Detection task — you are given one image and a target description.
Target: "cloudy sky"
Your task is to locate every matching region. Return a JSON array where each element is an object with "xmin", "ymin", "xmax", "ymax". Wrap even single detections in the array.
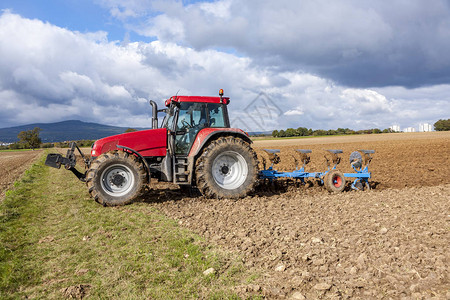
[{"xmin": 1, "ymin": 0, "xmax": 449, "ymax": 132}]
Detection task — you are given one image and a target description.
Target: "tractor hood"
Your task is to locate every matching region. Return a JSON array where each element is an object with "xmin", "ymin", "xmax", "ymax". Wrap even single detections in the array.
[{"xmin": 91, "ymin": 128, "xmax": 167, "ymax": 158}]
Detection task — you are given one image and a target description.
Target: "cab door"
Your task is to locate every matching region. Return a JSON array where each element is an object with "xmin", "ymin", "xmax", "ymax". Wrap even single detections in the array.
[{"xmin": 174, "ymin": 102, "xmax": 208, "ymax": 155}]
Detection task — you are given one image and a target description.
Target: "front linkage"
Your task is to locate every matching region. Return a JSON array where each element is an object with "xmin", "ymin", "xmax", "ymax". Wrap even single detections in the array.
[{"xmin": 45, "ymin": 142, "xmax": 90, "ymax": 182}]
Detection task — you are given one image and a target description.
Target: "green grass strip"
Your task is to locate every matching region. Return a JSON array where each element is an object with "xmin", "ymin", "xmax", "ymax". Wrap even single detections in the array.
[
  {"xmin": 0, "ymin": 154, "xmax": 256, "ymax": 299},
  {"xmin": 0, "ymin": 149, "xmax": 38, "ymax": 152}
]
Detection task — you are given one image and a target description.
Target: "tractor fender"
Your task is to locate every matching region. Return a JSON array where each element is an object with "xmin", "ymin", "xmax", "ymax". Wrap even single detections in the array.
[
  {"xmin": 188, "ymin": 128, "xmax": 252, "ymax": 158},
  {"xmin": 116, "ymin": 145, "xmax": 151, "ymax": 183}
]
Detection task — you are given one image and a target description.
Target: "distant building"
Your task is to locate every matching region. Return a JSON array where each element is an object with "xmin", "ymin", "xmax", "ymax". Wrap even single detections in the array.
[
  {"xmin": 389, "ymin": 125, "xmax": 401, "ymax": 132},
  {"xmin": 419, "ymin": 123, "xmax": 433, "ymax": 132},
  {"xmin": 403, "ymin": 127, "xmax": 416, "ymax": 133}
]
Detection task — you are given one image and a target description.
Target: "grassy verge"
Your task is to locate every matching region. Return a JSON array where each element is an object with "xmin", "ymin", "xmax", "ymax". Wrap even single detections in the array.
[
  {"xmin": 0, "ymin": 149, "xmax": 41, "ymax": 152},
  {"xmin": 0, "ymin": 154, "xmax": 257, "ymax": 299}
]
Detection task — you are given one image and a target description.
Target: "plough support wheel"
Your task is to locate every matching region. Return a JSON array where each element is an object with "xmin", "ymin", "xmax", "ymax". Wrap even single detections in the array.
[{"xmin": 324, "ymin": 170, "xmax": 346, "ymax": 193}]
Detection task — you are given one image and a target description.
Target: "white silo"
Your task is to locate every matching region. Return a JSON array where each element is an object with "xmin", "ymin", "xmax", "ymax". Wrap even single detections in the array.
[{"xmin": 419, "ymin": 123, "xmax": 433, "ymax": 132}]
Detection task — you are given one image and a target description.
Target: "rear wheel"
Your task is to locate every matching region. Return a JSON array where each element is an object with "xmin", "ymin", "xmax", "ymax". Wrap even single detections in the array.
[
  {"xmin": 86, "ymin": 151, "xmax": 146, "ymax": 206},
  {"xmin": 324, "ymin": 170, "xmax": 346, "ymax": 193},
  {"xmin": 195, "ymin": 136, "xmax": 258, "ymax": 198}
]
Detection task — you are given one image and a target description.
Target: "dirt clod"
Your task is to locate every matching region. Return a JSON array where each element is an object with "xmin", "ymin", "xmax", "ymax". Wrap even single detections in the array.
[
  {"xmin": 60, "ymin": 284, "xmax": 91, "ymax": 299},
  {"xmin": 313, "ymin": 283, "xmax": 332, "ymax": 290},
  {"xmin": 275, "ymin": 264, "xmax": 286, "ymax": 272},
  {"xmin": 75, "ymin": 269, "xmax": 89, "ymax": 275},
  {"xmin": 203, "ymin": 267, "xmax": 215, "ymax": 276},
  {"xmin": 38, "ymin": 236, "xmax": 54, "ymax": 243},
  {"xmin": 290, "ymin": 291, "xmax": 306, "ymax": 299}
]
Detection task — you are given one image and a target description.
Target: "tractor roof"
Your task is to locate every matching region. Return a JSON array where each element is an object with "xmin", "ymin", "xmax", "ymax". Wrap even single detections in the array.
[{"xmin": 165, "ymin": 95, "xmax": 230, "ymax": 107}]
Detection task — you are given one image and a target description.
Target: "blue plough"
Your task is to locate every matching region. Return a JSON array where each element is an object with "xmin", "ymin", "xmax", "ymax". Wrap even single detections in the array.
[{"xmin": 258, "ymin": 148, "xmax": 375, "ymax": 192}]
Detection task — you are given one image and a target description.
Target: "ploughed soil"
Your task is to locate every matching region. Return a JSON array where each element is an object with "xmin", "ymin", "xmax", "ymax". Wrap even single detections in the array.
[
  {"xmin": 145, "ymin": 132, "xmax": 450, "ymax": 299},
  {"xmin": 0, "ymin": 150, "xmax": 42, "ymax": 200}
]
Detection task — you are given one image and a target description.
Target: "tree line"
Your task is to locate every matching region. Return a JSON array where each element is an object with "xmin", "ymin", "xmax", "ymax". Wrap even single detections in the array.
[
  {"xmin": 272, "ymin": 118, "xmax": 450, "ymax": 138},
  {"xmin": 271, "ymin": 127, "xmax": 387, "ymax": 138}
]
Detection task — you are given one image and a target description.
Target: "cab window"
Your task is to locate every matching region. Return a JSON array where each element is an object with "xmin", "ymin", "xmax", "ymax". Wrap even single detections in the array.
[{"xmin": 207, "ymin": 103, "xmax": 226, "ymax": 127}]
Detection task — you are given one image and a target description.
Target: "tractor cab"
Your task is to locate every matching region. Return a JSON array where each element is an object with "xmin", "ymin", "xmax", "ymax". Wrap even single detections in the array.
[{"xmin": 161, "ymin": 94, "xmax": 230, "ymax": 154}]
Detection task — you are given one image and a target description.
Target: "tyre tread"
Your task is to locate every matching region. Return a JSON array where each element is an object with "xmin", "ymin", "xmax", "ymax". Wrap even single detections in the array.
[
  {"xmin": 85, "ymin": 150, "xmax": 147, "ymax": 206},
  {"xmin": 195, "ymin": 136, "xmax": 258, "ymax": 199}
]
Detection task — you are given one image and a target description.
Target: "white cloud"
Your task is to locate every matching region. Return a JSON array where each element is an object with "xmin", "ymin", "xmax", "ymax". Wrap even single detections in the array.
[
  {"xmin": 95, "ymin": 0, "xmax": 154, "ymax": 20},
  {"xmin": 138, "ymin": 14, "xmax": 185, "ymax": 42},
  {"xmin": 115, "ymin": 0, "xmax": 450, "ymax": 88},
  {"xmin": 284, "ymin": 108, "xmax": 304, "ymax": 116},
  {"xmin": 199, "ymin": 0, "xmax": 232, "ymax": 19},
  {"xmin": 340, "ymin": 88, "xmax": 392, "ymax": 115},
  {"xmin": 0, "ymin": 10, "xmax": 449, "ymax": 133}
]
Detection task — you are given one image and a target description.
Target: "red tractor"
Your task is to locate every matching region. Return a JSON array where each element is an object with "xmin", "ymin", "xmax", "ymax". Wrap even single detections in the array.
[{"xmin": 45, "ymin": 90, "xmax": 259, "ymax": 206}]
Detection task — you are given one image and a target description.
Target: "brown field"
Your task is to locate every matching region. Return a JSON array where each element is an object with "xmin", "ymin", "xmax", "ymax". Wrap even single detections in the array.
[
  {"xmin": 0, "ymin": 150, "xmax": 42, "ymax": 200},
  {"xmin": 147, "ymin": 132, "xmax": 450, "ymax": 299},
  {"xmin": 3, "ymin": 133, "xmax": 449, "ymax": 298}
]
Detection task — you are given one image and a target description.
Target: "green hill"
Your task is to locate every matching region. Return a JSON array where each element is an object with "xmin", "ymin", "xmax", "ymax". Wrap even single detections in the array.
[{"xmin": 0, "ymin": 120, "xmax": 149, "ymax": 143}]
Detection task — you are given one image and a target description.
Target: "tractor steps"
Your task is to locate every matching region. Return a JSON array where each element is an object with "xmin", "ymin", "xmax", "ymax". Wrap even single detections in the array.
[{"xmin": 174, "ymin": 156, "xmax": 189, "ymax": 183}]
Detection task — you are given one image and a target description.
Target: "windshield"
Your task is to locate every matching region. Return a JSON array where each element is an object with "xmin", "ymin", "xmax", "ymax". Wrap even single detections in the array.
[{"xmin": 176, "ymin": 102, "xmax": 206, "ymax": 131}]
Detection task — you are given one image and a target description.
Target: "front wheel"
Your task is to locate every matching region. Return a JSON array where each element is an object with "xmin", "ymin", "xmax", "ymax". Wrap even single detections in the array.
[
  {"xmin": 86, "ymin": 151, "xmax": 146, "ymax": 206},
  {"xmin": 195, "ymin": 136, "xmax": 258, "ymax": 198}
]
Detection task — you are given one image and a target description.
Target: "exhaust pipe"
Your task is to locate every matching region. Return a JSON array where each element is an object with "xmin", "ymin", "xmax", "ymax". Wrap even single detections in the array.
[{"xmin": 149, "ymin": 100, "xmax": 158, "ymax": 129}]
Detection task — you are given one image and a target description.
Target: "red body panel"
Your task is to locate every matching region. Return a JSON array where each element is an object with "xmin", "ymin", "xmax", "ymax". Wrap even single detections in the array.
[
  {"xmin": 188, "ymin": 128, "xmax": 249, "ymax": 157},
  {"xmin": 91, "ymin": 128, "xmax": 167, "ymax": 157}
]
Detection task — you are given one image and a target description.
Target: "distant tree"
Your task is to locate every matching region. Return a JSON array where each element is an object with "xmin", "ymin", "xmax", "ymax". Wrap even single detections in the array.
[
  {"xmin": 278, "ymin": 130, "xmax": 286, "ymax": 137},
  {"xmin": 336, "ymin": 128, "xmax": 346, "ymax": 135},
  {"xmin": 372, "ymin": 128, "xmax": 382, "ymax": 134},
  {"xmin": 125, "ymin": 128, "xmax": 138, "ymax": 133},
  {"xmin": 17, "ymin": 127, "xmax": 41, "ymax": 149},
  {"xmin": 41, "ymin": 143, "xmax": 54, "ymax": 148},
  {"xmin": 313, "ymin": 129, "xmax": 327, "ymax": 136},
  {"xmin": 272, "ymin": 130, "xmax": 279, "ymax": 137},
  {"xmin": 56, "ymin": 141, "xmax": 70, "ymax": 148},
  {"xmin": 434, "ymin": 119, "xmax": 450, "ymax": 131},
  {"xmin": 76, "ymin": 140, "xmax": 96, "ymax": 147},
  {"xmin": 285, "ymin": 128, "xmax": 296, "ymax": 137},
  {"xmin": 296, "ymin": 127, "xmax": 309, "ymax": 136},
  {"xmin": 9, "ymin": 143, "xmax": 22, "ymax": 150},
  {"xmin": 382, "ymin": 128, "xmax": 390, "ymax": 133}
]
